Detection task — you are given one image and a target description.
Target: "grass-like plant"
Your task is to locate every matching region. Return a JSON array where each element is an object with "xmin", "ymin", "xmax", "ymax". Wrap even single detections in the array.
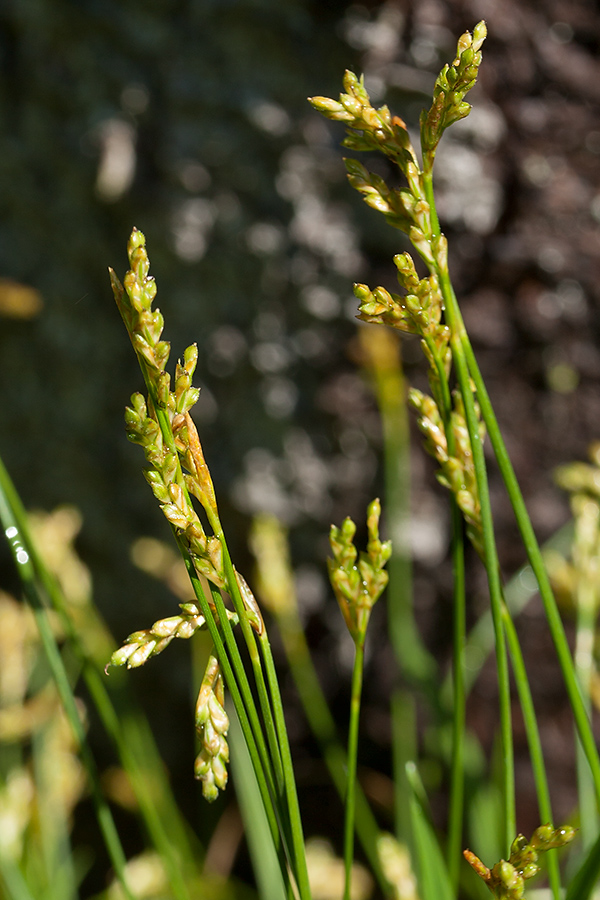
[{"xmin": 2, "ymin": 18, "xmax": 600, "ymax": 900}]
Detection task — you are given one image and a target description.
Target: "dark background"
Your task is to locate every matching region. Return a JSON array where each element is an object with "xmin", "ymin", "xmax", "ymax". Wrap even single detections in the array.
[{"xmin": 1, "ymin": 0, "xmax": 600, "ymax": 893}]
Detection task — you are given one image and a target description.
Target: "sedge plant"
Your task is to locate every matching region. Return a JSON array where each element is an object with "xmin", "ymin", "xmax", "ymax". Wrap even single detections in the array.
[{"xmin": 3, "ymin": 19, "xmax": 599, "ymax": 900}]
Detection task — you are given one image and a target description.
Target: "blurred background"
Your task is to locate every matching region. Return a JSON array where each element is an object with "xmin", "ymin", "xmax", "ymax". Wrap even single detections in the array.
[{"xmin": 1, "ymin": 0, "xmax": 600, "ymax": 895}]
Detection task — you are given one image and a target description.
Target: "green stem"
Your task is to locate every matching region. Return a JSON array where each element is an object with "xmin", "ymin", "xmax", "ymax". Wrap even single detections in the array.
[
  {"xmin": 210, "ymin": 532, "xmax": 300, "ymax": 878},
  {"xmin": 174, "ymin": 537, "xmax": 289, "ymax": 887},
  {"xmin": 260, "ymin": 634, "xmax": 313, "ymax": 900},
  {"xmin": 205, "ymin": 576, "xmax": 282, "ymax": 810},
  {"xmin": 447, "ymin": 500, "xmax": 466, "ymax": 891},
  {"xmin": 423, "ymin": 333, "xmax": 467, "ymax": 888},
  {"xmin": 461, "ymin": 336, "xmax": 600, "ymax": 805},
  {"xmin": 141, "ymin": 347, "xmax": 299, "ymax": 888},
  {"xmin": 134, "ymin": 350, "xmax": 290, "ymax": 862},
  {"xmin": 440, "ymin": 522, "xmax": 574, "ymax": 704},
  {"xmin": 215, "ymin": 529, "xmax": 286, "ymax": 797},
  {"xmin": 423, "ymin": 169, "xmax": 515, "ymax": 851},
  {"xmin": 344, "ymin": 640, "xmax": 365, "ymax": 900},
  {"xmin": 501, "ymin": 602, "xmax": 560, "ymax": 900},
  {"xmin": 276, "ymin": 606, "xmax": 391, "ymax": 895}
]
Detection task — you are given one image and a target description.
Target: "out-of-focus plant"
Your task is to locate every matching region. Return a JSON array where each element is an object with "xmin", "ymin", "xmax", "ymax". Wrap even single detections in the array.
[{"xmin": 546, "ymin": 445, "xmax": 600, "ymax": 855}]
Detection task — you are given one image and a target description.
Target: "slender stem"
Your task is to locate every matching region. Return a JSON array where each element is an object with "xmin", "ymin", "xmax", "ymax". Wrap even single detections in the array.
[
  {"xmin": 135, "ymin": 351, "xmax": 290, "ymax": 863},
  {"xmin": 501, "ymin": 602, "xmax": 560, "ymax": 900},
  {"xmin": 260, "ymin": 634, "xmax": 313, "ymax": 900},
  {"xmin": 461, "ymin": 336, "xmax": 600, "ymax": 805},
  {"xmin": 128, "ymin": 325, "xmax": 301, "ymax": 888},
  {"xmin": 216, "ymin": 531, "xmax": 286, "ymax": 796},
  {"xmin": 423, "ymin": 169, "xmax": 515, "ymax": 850},
  {"xmin": 205, "ymin": 577, "xmax": 282, "ymax": 813},
  {"xmin": 422, "ymin": 332, "xmax": 467, "ymax": 887},
  {"xmin": 174, "ymin": 536, "xmax": 290, "ymax": 887},
  {"xmin": 447, "ymin": 500, "xmax": 466, "ymax": 891},
  {"xmin": 210, "ymin": 535, "xmax": 300, "ymax": 878},
  {"xmin": 440, "ymin": 522, "xmax": 574, "ymax": 704},
  {"xmin": 344, "ymin": 640, "xmax": 365, "ymax": 900},
  {"xmin": 275, "ymin": 606, "xmax": 391, "ymax": 895}
]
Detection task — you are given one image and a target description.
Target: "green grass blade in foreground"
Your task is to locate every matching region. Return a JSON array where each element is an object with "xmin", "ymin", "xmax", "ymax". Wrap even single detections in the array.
[
  {"xmin": 0, "ymin": 854, "xmax": 37, "ymax": 900},
  {"xmin": 32, "ymin": 722, "xmax": 78, "ymax": 900},
  {"xmin": 405, "ymin": 762, "xmax": 453, "ymax": 900},
  {"xmin": 565, "ymin": 829, "xmax": 600, "ymax": 900},
  {"xmin": 575, "ymin": 594, "xmax": 600, "ymax": 852},
  {"xmin": 447, "ymin": 500, "xmax": 466, "ymax": 892},
  {"xmin": 0, "ymin": 492, "xmax": 135, "ymax": 900},
  {"xmin": 229, "ymin": 706, "xmax": 288, "ymax": 900},
  {"xmin": 462, "ymin": 335, "xmax": 600, "ymax": 803}
]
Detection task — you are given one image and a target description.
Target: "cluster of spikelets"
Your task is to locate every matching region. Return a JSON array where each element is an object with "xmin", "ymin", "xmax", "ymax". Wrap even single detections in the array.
[
  {"xmin": 108, "ymin": 602, "xmax": 209, "ymax": 670},
  {"xmin": 309, "ymin": 25, "xmax": 489, "ymax": 561},
  {"xmin": 193, "ymin": 652, "xmax": 230, "ymax": 801},
  {"xmin": 464, "ymin": 824, "xmax": 576, "ymax": 899},
  {"xmin": 310, "ymin": 69, "xmax": 445, "ymax": 273},
  {"xmin": 108, "ymin": 229, "xmax": 252, "ymax": 799},
  {"xmin": 310, "ymin": 20, "xmax": 487, "ymax": 264},
  {"xmin": 328, "ymin": 499, "xmax": 392, "ymax": 647},
  {"xmin": 409, "ymin": 386, "xmax": 486, "ymax": 559},
  {"xmin": 109, "ymin": 232, "xmax": 225, "ymax": 593}
]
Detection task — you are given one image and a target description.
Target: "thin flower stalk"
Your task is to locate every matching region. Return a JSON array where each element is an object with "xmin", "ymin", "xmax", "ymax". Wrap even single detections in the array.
[
  {"xmin": 462, "ymin": 334, "xmax": 600, "ymax": 805},
  {"xmin": 500, "ymin": 607, "xmax": 560, "ymax": 899},
  {"xmin": 250, "ymin": 514, "xmax": 393, "ymax": 897},
  {"xmin": 328, "ymin": 500, "xmax": 391, "ymax": 900},
  {"xmin": 425, "ymin": 197, "xmax": 516, "ymax": 855}
]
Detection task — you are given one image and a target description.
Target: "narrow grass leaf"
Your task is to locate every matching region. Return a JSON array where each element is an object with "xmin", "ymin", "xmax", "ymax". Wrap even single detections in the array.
[
  {"xmin": 405, "ymin": 762, "xmax": 453, "ymax": 900},
  {"xmin": 0, "ymin": 855, "xmax": 37, "ymax": 900},
  {"xmin": 229, "ymin": 707, "xmax": 288, "ymax": 900}
]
